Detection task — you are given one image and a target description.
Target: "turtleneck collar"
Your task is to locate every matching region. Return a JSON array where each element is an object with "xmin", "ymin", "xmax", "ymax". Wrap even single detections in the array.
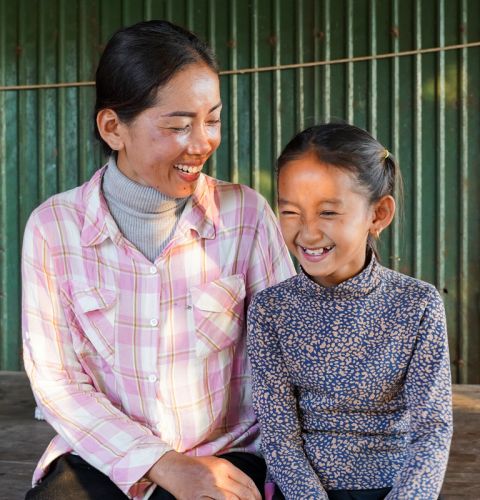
[
  {"xmin": 102, "ymin": 156, "xmax": 189, "ymax": 215},
  {"xmin": 296, "ymin": 252, "xmax": 383, "ymax": 301}
]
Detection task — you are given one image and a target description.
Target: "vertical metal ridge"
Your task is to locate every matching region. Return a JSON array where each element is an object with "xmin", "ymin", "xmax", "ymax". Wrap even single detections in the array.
[
  {"xmin": 207, "ymin": 0, "xmax": 217, "ymax": 178},
  {"xmin": 0, "ymin": 0, "xmax": 8, "ymax": 368},
  {"xmin": 321, "ymin": 0, "xmax": 331, "ymax": 121},
  {"xmin": 186, "ymin": 0, "xmax": 194, "ymax": 29},
  {"xmin": 390, "ymin": 0, "xmax": 400, "ymax": 271},
  {"xmin": 436, "ymin": 0, "xmax": 446, "ymax": 293},
  {"xmin": 368, "ymin": 0, "xmax": 377, "ymax": 137},
  {"xmin": 272, "ymin": 0, "xmax": 281, "ymax": 206},
  {"xmin": 250, "ymin": 0, "xmax": 260, "ymax": 191},
  {"xmin": 78, "ymin": 0, "xmax": 88, "ymax": 183},
  {"xmin": 229, "ymin": 0, "xmax": 239, "ymax": 184},
  {"xmin": 295, "ymin": 0, "xmax": 304, "ymax": 131},
  {"xmin": 346, "ymin": 0, "xmax": 354, "ymax": 123},
  {"xmin": 413, "ymin": 0, "xmax": 423, "ymax": 279},
  {"xmin": 144, "ymin": 0, "xmax": 152, "ymax": 20},
  {"xmin": 165, "ymin": 0, "xmax": 173, "ymax": 21},
  {"xmin": 37, "ymin": 1, "xmax": 47, "ymax": 201},
  {"xmin": 312, "ymin": 0, "xmax": 320, "ymax": 122},
  {"xmin": 458, "ymin": 0, "xmax": 468, "ymax": 383},
  {"xmin": 57, "ymin": 0, "xmax": 67, "ymax": 192}
]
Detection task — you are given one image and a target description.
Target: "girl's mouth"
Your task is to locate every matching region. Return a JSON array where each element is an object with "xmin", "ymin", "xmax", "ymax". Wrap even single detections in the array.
[{"xmin": 299, "ymin": 245, "xmax": 335, "ymax": 261}]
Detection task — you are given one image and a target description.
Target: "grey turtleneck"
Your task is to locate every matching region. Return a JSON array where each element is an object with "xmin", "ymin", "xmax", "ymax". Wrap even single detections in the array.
[{"xmin": 102, "ymin": 157, "xmax": 189, "ymax": 262}]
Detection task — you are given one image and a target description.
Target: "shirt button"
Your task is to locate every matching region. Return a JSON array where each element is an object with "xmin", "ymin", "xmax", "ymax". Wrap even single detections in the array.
[
  {"xmin": 150, "ymin": 266, "xmax": 157, "ymax": 274},
  {"xmin": 148, "ymin": 374, "xmax": 157, "ymax": 383},
  {"xmin": 150, "ymin": 318, "xmax": 159, "ymax": 327}
]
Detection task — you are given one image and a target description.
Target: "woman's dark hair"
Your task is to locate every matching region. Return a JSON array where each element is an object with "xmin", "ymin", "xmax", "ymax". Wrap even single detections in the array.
[
  {"xmin": 94, "ymin": 20, "xmax": 219, "ymax": 155},
  {"xmin": 277, "ymin": 122, "xmax": 403, "ymax": 260}
]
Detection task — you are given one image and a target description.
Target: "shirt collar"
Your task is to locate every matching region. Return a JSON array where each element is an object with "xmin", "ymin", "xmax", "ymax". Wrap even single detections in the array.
[
  {"xmin": 177, "ymin": 173, "xmax": 216, "ymax": 241},
  {"xmin": 80, "ymin": 166, "xmax": 216, "ymax": 248},
  {"xmin": 296, "ymin": 251, "xmax": 383, "ymax": 301}
]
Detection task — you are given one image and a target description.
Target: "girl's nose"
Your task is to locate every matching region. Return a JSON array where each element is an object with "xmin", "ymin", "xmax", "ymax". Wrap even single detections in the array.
[{"xmin": 300, "ymin": 219, "xmax": 322, "ymax": 242}]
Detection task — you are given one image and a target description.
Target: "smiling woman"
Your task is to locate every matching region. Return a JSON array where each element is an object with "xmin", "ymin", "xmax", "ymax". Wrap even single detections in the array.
[{"xmin": 21, "ymin": 20, "xmax": 295, "ymax": 500}]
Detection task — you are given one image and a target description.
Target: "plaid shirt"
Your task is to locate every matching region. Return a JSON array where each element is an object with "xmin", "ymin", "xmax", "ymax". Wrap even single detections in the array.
[{"xmin": 22, "ymin": 167, "xmax": 295, "ymax": 499}]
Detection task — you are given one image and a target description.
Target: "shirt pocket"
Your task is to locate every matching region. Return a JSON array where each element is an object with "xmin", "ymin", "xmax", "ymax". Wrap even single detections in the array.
[
  {"xmin": 70, "ymin": 284, "xmax": 118, "ymax": 366},
  {"xmin": 190, "ymin": 274, "xmax": 246, "ymax": 358}
]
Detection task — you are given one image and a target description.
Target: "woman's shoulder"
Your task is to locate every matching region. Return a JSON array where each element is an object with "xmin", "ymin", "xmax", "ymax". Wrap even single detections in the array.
[
  {"xmin": 203, "ymin": 174, "xmax": 269, "ymax": 210},
  {"xmin": 25, "ymin": 170, "xmax": 102, "ymax": 238}
]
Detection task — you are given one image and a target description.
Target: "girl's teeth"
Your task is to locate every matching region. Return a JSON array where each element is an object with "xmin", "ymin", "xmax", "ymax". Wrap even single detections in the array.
[
  {"xmin": 175, "ymin": 164, "xmax": 201, "ymax": 174},
  {"xmin": 303, "ymin": 246, "xmax": 333, "ymax": 256}
]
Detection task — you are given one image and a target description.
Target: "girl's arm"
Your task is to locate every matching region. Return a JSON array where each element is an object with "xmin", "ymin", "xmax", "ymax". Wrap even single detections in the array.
[
  {"xmin": 386, "ymin": 288, "xmax": 453, "ymax": 500},
  {"xmin": 247, "ymin": 294, "xmax": 328, "ymax": 500}
]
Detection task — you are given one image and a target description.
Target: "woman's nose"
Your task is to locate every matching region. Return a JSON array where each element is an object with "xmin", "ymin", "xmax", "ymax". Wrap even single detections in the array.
[{"xmin": 187, "ymin": 125, "xmax": 213, "ymax": 155}]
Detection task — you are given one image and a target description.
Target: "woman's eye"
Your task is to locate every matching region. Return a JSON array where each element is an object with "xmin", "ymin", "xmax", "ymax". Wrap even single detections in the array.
[
  {"xmin": 170, "ymin": 126, "xmax": 189, "ymax": 132},
  {"xmin": 207, "ymin": 119, "xmax": 221, "ymax": 126},
  {"xmin": 321, "ymin": 211, "xmax": 337, "ymax": 217}
]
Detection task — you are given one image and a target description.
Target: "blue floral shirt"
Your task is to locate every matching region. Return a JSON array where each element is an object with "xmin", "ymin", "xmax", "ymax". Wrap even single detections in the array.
[{"xmin": 247, "ymin": 255, "xmax": 452, "ymax": 500}]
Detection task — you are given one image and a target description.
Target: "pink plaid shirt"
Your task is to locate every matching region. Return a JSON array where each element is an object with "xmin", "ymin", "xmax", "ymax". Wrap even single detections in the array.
[{"xmin": 22, "ymin": 166, "xmax": 295, "ymax": 499}]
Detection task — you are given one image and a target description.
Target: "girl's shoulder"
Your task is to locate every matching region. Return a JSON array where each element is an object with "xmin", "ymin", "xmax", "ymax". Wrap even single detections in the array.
[
  {"xmin": 379, "ymin": 264, "xmax": 443, "ymax": 311},
  {"xmin": 249, "ymin": 274, "xmax": 301, "ymax": 314}
]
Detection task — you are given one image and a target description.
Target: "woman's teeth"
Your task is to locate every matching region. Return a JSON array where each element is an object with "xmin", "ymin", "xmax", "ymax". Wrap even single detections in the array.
[
  {"xmin": 174, "ymin": 164, "xmax": 202, "ymax": 174},
  {"xmin": 303, "ymin": 246, "xmax": 334, "ymax": 256}
]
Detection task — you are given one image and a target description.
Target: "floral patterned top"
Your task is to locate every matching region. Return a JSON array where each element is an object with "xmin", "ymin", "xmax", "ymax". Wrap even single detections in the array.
[{"xmin": 247, "ymin": 255, "xmax": 452, "ymax": 500}]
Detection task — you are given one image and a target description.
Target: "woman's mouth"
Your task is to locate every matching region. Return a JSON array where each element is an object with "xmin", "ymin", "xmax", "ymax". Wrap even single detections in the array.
[
  {"xmin": 173, "ymin": 163, "xmax": 204, "ymax": 182},
  {"xmin": 299, "ymin": 245, "xmax": 335, "ymax": 261},
  {"xmin": 173, "ymin": 164, "xmax": 203, "ymax": 174}
]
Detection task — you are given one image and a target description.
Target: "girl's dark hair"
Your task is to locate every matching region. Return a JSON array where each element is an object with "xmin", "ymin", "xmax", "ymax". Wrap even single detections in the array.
[
  {"xmin": 277, "ymin": 122, "xmax": 403, "ymax": 260},
  {"xmin": 94, "ymin": 20, "xmax": 219, "ymax": 155}
]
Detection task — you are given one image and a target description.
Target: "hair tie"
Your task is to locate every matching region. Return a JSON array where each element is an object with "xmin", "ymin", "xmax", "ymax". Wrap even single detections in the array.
[{"xmin": 383, "ymin": 149, "xmax": 390, "ymax": 160}]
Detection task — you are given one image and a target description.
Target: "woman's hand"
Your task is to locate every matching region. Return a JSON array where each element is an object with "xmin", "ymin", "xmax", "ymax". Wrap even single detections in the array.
[{"xmin": 147, "ymin": 451, "xmax": 262, "ymax": 500}]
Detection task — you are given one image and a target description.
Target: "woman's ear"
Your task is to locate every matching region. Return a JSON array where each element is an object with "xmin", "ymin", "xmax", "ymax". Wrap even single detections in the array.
[
  {"xmin": 370, "ymin": 195, "xmax": 396, "ymax": 238},
  {"xmin": 96, "ymin": 109, "xmax": 125, "ymax": 152}
]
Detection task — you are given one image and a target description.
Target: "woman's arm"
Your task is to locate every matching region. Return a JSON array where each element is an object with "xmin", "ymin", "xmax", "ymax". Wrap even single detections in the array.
[
  {"xmin": 386, "ymin": 288, "xmax": 453, "ymax": 500},
  {"xmin": 247, "ymin": 293, "xmax": 328, "ymax": 500},
  {"xmin": 22, "ymin": 213, "xmax": 171, "ymax": 498}
]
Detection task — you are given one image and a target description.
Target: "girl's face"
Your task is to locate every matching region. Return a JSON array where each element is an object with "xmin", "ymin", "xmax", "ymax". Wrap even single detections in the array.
[
  {"xmin": 278, "ymin": 152, "xmax": 376, "ymax": 287},
  {"xmin": 115, "ymin": 62, "xmax": 221, "ymax": 197}
]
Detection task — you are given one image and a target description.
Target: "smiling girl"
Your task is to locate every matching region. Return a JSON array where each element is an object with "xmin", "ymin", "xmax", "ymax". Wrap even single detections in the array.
[{"xmin": 247, "ymin": 123, "xmax": 452, "ymax": 500}]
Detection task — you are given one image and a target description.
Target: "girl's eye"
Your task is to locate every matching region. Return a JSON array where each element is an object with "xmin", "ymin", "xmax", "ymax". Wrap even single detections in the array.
[
  {"xmin": 207, "ymin": 119, "xmax": 221, "ymax": 127},
  {"xmin": 170, "ymin": 126, "xmax": 189, "ymax": 132},
  {"xmin": 280, "ymin": 210, "xmax": 299, "ymax": 216}
]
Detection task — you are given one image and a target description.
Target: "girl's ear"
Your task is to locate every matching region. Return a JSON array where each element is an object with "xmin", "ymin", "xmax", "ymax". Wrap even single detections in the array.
[
  {"xmin": 96, "ymin": 109, "xmax": 126, "ymax": 152},
  {"xmin": 370, "ymin": 195, "xmax": 396, "ymax": 238}
]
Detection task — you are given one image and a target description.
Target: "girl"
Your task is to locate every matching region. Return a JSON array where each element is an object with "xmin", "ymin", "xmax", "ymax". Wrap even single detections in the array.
[{"xmin": 247, "ymin": 123, "xmax": 452, "ymax": 500}]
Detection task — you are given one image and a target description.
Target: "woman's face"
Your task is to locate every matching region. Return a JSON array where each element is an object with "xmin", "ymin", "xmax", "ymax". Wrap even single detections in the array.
[{"xmin": 115, "ymin": 62, "xmax": 221, "ymax": 197}]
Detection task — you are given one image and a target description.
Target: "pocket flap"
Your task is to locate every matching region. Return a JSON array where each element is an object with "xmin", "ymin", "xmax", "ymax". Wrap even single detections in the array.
[
  {"xmin": 71, "ymin": 285, "xmax": 117, "ymax": 313},
  {"xmin": 190, "ymin": 274, "xmax": 246, "ymax": 312}
]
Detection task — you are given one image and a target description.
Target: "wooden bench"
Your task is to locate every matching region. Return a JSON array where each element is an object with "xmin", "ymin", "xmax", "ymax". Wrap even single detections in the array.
[{"xmin": 0, "ymin": 372, "xmax": 478, "ymax": 499}]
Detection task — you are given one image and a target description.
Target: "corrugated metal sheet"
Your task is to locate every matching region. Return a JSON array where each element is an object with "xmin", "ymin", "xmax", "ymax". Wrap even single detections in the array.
[{"xmin": 0, "ymin": 0, "xmax": 479, "ymax": 382}]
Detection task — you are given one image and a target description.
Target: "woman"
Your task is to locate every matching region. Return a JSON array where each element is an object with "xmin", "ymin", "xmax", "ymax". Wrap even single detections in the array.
[{"xmin": 22, "ymin": 20, "xmax": 294, "ymax": 500}]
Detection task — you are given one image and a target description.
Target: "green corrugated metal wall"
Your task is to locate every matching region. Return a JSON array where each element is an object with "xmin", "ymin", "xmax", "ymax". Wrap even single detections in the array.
[{"xmin": 0, "ymin": 0, "xmax": 479, "ymax": 382}]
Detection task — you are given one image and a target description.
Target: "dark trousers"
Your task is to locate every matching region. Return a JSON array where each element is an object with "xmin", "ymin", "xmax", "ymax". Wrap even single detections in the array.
[
  {"xmin": 273, "ymin": 486, "xmax": 392, "ymax": 500},
  {"xmin": 273, "ymin": 485, "xmax": 443, "ymax": 500},
  {"xmin": 25, "ymin": 452, "xmax": 267, "ymax": 499}
]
